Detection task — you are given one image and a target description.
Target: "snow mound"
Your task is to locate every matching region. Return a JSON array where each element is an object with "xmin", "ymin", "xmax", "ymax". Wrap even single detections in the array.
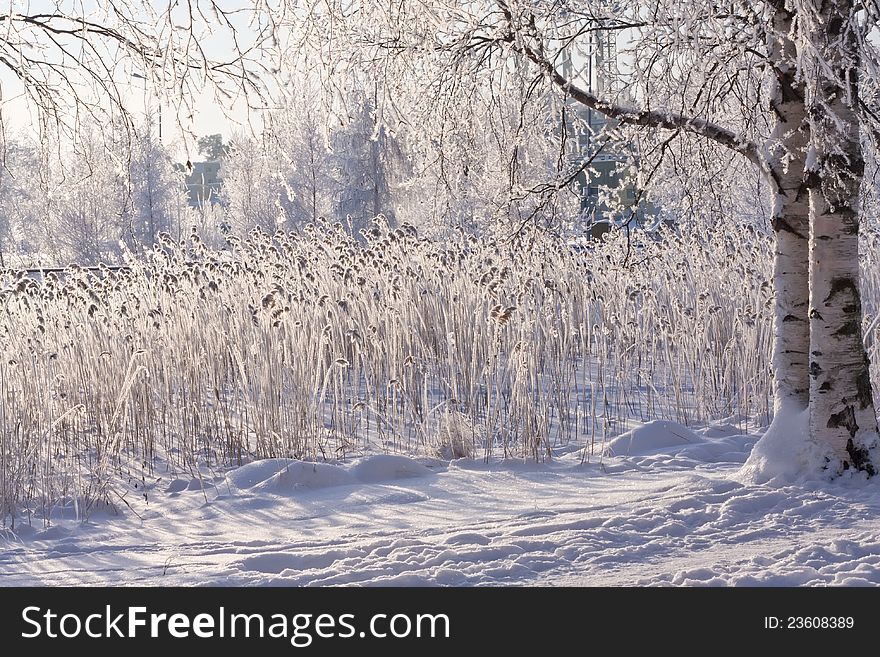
[
  {"xmin": 224, "ymin": 455, "xmax": 432, "ymax": 495},
  {"xmin": 226, "ymin": 460, "xmax": 298, "ymax": 490},
  {"xmin": 604, "ymin": 420, "xmax": 701, "ymax": 456},
  {"xmin": 252, "ymin": 462, "xmax": 356, "ymax": 493},
  {"xmin": 703, "ymin": 422, "xmax": 744, "ymax": 438},
  {"xmin": 166, "ymin": 479, "xmax": 189, "ymax": 494},
  {"xmin": 186, "ymin": 478, "xmax": 207, "ymax": 491},
  {"xmin": 351, "ymin": 455, "xmax": 432, "ymax": 483},
  {"xmin": 679, "ymin": 441, "xmax": 755, "ymax": 464},
  {"xmin": 739, "ymin": 406, "xmax": 829, "ymax": 484}
]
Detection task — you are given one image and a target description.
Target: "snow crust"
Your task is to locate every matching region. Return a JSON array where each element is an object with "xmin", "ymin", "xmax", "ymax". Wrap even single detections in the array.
[{"xmin": 4, "ymin": 427, "xmax": 880, "ymax": 586}]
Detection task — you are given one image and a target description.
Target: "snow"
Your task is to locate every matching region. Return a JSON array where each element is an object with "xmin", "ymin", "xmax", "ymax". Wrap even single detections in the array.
[
  {"xmin": 224, "ymin": 456, "xmax": 433, "ymax": 495},
  {"xmin": 603, "ymin": 419, "xmax": 702, "ymax": 456},
  {"xmin": 350, "ymin": 455, "xmax": 433, "ymax": 483},
  {"xmin": 4, "ymin": 424, "xmax": 880, "ymax": 586},
  {"xmin": 739, "ymin": 405, "xmax": 832, "ymax": 485},
  {"xmin": 245, "ymin": 461, "xmax": 356, "ymax": 493}
]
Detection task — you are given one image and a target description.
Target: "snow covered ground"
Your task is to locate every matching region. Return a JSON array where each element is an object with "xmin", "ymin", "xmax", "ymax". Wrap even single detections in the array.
[{"xmin": 3, "ymin": 420, "xmax": 880, "ymax": 586}]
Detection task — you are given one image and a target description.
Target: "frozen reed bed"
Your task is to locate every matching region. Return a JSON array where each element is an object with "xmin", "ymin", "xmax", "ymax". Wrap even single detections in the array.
[{"xmin": 0, "ymin": 217, "xmax": 854, "ymax": 522}]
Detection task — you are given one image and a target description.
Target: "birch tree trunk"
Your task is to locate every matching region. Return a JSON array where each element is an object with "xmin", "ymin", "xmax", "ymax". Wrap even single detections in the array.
[
  {"xmin": 767, "ymin": 6, "xmax": 811, "ymax": 415},
  {"xmin": 806, "ymin": 0, "xmax": 879, "ymax": 473}
]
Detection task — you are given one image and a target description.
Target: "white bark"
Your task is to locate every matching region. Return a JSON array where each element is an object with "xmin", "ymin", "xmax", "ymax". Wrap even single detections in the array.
[
  {"xmin": 806, "ymin": 0, "xmax": 879, "ymax": 473},
  {"xmin": 767, "ymin": 7, "xmax": 811, "ymax": 414}
]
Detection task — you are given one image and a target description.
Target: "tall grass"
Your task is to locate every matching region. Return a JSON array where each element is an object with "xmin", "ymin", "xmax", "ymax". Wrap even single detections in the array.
[{"xmin": 2, "ymin": 216, "xmax": 874, "ymax": 524}]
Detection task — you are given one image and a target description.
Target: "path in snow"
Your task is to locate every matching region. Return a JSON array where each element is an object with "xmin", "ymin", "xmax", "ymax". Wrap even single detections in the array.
[{"xmin": 3, "ymin": 421, "xmax": 880, "ymax": 586}]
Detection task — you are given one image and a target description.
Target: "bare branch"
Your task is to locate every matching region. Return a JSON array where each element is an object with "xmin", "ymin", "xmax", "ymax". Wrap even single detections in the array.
[{"xmin": 495, "ymin": 7, "xmax": 761, "ymax": 166}]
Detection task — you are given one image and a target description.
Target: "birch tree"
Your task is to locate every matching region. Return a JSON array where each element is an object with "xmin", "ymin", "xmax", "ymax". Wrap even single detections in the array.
[{"xmin": 799, "ymin": 0, "xmax": 878, "ymax": 472}]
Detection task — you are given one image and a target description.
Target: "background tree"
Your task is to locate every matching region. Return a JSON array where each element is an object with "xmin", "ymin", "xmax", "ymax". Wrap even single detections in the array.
[
  {"xmin": 125, "ymin": 122, "xmax": 187, "ymax": 249},
  {"xmin": 330, "ymin": 83, "xmax": 399, "ymax": 234},
  {"xmin": 0, "ymin": 139, "xmax": 42, "ymax": 267},
  {"xmin": 197, "ymin": 134, "xmax": 231, "ymax": 162},
  {"xmin": 221, "ymin": 133, "xmax": 289, "ymax": 235}
]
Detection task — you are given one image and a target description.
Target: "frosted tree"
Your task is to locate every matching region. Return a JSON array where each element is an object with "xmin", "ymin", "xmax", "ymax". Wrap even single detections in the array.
[
  {"xmin": 397, "ymin": 67, "xmax": 576, "ymax": 235},
  {"xmin": 224, "ymin": 74, "xmax": 406, "ymax": 236},
  {"xmin": 0, "ymin": 139, "xmax": 43, "ymax": 267},
  {"xmin": 329, "ymin": 83, "xmax": 399, "ymax": 235},
  {"xmin": 222, "ymin": 133, "xmax": 289, "ymax": 235},
  {"xmin": 0, "ymin": 126, "xmax": 184, "ymax": 265},
  {"xmin": 125, "ymin": 122, "xmax": 186, "ymax": 249},
  {"xmin": 222, "ymin": 82, "xmax": 336, "ymax": 236},
  {"xmin": 198, "ymin": 134, "xmax": 231, "ymax": 162},
  {"xmin": 264, "ymin": 83, "xmax": 334, "ymax": 228},
  {"xmin": 54, "ymin": 123, "xmax": 129, "ymax": 264}
]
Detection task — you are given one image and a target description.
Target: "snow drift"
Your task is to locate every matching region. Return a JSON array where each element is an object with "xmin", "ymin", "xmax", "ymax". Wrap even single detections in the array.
[
  {"xmin": 603, "ymin": 420, "xmax": 702, "ymax": 456},
  {"xmin": 226, "ymin": 455, "xmax": 433, "ymax": 495}
]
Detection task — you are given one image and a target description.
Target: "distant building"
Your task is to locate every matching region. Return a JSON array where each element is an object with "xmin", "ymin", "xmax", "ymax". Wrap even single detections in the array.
[
  {"xmin": 561, "ymin": 33, "xmax": 655, "ymax": 238},
  {"xmin": 567, "ymin": 106, "xmax": 647, "ymax": 239},
  {"xmin": 179, "ymin": 161, "xmax": 222, "ymax": 208}
]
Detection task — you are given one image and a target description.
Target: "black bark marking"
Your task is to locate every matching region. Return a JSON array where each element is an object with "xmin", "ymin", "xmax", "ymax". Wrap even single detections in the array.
[
  {"xmin": 824, "ymin": 152, "xmax": 864, "ymax": 179},
  {"xmin": 828, "ymin": 404, "xmax": 858, "ymax": 438},
  {"xmin": 833, "ymin": 320, "xmax": 861, "ymax": 337},
  {"xmin": 803, "ymin": 169, "xmax": 822, "ymax": 189},
  {"xmin": 840, "ymin": 209, "xmax": 859, "ymax": 235},
  {"xmin": 824, "ymin": 277, "xmax": 858, "ymax": 305},
  {"xmin": 810, "ymin": 309, "xmax": 823, "ymax": 320},
  {"xmin": 819, "ymin": 382, "xmax": 833, "ymax": 391},
  {"xmin": 857, "ymin": 367, "xmax": 874, "ymax": 409},
  {"xmin": 771, "ymin": 217, "xmax": 807, "ymax": 239},
  {"xmin": 842, "ymin": 303, "xmax": 861, "ymax": 314},
  {"xmin": 782, "ymin": 314, "xmax": 805, "ymax": 323},
  {"xmin": 846, "ymin": 438, "xmax": 876, "ymax": 476},
  {"xmin": 811, "ymin": 350, "xmax": 823, "ymax": 356},
  {"xmin": 810, "ymin": 361, "xmax": 823, "ymax": 378}
]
